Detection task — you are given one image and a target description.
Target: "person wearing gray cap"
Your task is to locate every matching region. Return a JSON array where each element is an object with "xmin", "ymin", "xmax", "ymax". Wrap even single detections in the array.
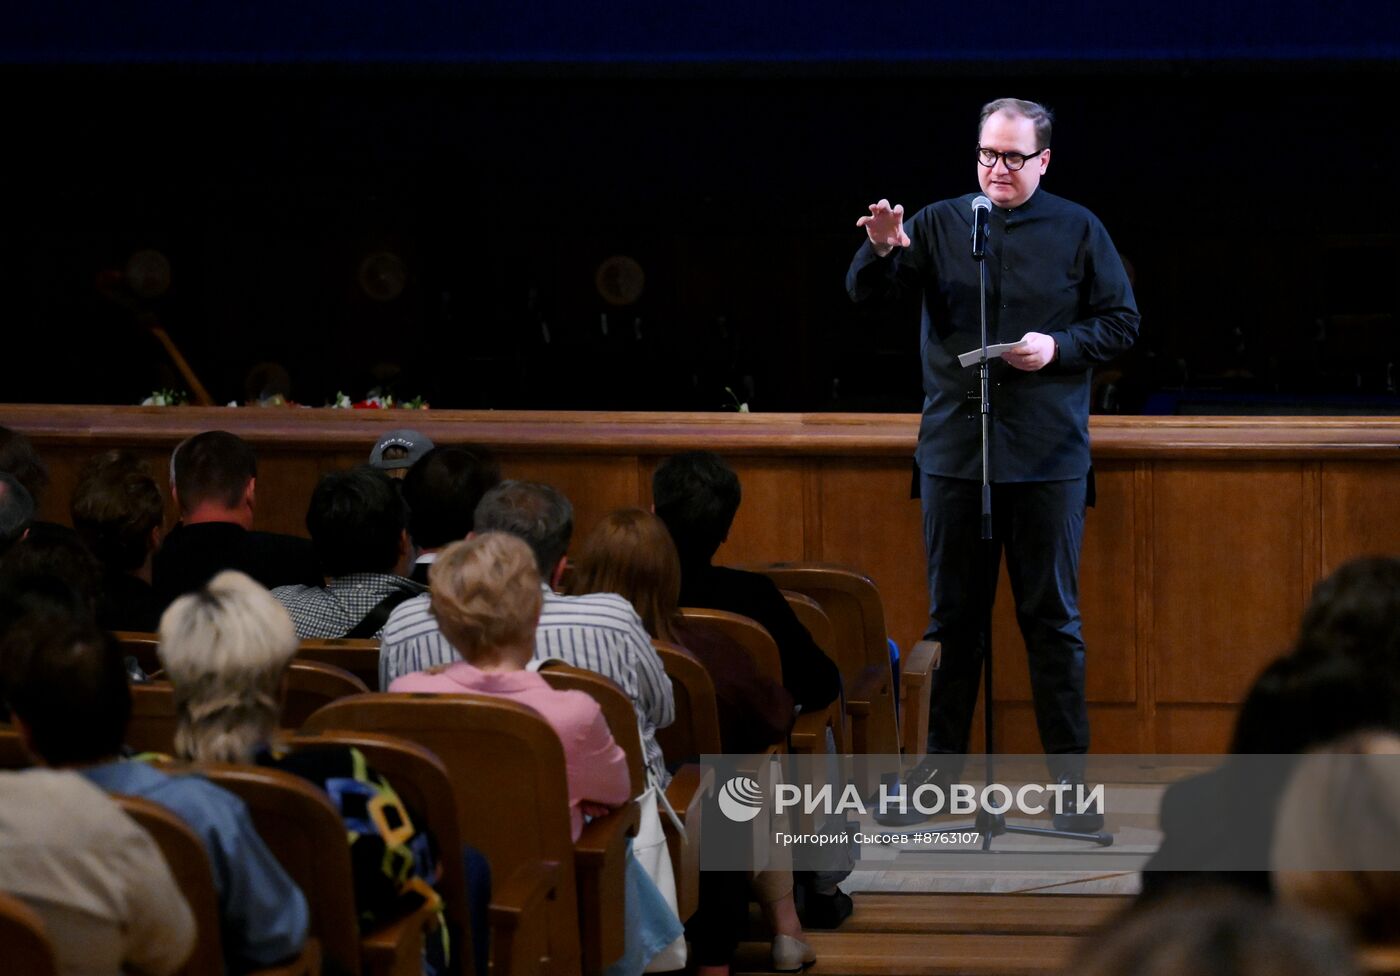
[{"xmin": 368, "ymin": 429, "xmax": 434, "ymax": 479}]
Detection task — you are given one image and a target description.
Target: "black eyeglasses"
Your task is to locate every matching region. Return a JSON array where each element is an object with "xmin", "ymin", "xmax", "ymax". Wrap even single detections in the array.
[{"xmin": 976, "ymin": 146, "xmax": 1045, "ymax": 172}]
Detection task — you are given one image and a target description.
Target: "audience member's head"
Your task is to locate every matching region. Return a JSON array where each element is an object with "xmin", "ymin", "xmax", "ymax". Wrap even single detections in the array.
[
  {"xmin": 0, "ymin": 472, "xmax": 34, "ymax": 556},
  {"xmin": 1295, "ymin": 556, "xmax": 1400, "ymax": 671},
  {"xmin": 170, "ymin": 431, "xmax": 257, "ymax": 523},
  {"xmin": 472, "ymin": 481, "xmax": 573, "ymax": 585},
  {"xmin": 0, "ymin": 531, "xmax": 103, "ymax": 613},
  {"xmin": 651, "ymin": 451, "xmax": 741, "ymax": 563},
  {"xmin": 70, "ymin": 450, "xmax": 164, "ymax": 574},
  {"xmin": 570, "ymin": 508, "xmax": 682, "ymax": 641},
  {"xmin": 1074, "ymin": 892, "xmax": 1357, "ymax": 976},
  {"xmin": 158, "ymin": 570, "xmax": 298, "ymax": 763},
  {"xmin": 0, "ymin": 577, "xmax": 95, "ymax": 721},
  {"xmin": 1230, "ymin": 652, "xmax": 1400, "ymax": 755},
  {"xmin": 1273, "ymin": 731, "xmax": 1400, "ymax": 944},
  {"xmin": 429, "ymin": 532, "xmax": 543, "ymax": 668},
  {"xmin": 401, "ymin": 445, "xmax": 502, "ymax": 551},
  {"xmin": 0, "ymin": 426, "xmax": 50, "ymax": 508},
  {"xmin": 3, "ymin": 612, "xmax": 128, "ymax": 767},
  {"xmin": 305, "ymin": 466, "xmax": 408, "ymax": 578},
  {"xmin": 369, "ymin": 429, "xmax": 435, "ymax": 480}
]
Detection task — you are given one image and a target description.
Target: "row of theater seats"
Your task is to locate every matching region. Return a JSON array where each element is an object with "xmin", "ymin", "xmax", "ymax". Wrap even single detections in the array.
[{"xmin": 0, "ymin": 564, "xmax": 940, "ymax": 976}]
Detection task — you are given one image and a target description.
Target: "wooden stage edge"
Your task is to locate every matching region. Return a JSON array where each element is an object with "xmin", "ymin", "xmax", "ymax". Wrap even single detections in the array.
[
  {"xmin": 5, "ymin": 404, "xmax": 1400, "ymax": 459},
  {"xmin": 5, "ymin": 405, "xmax": 1400, "ymax": 754}
]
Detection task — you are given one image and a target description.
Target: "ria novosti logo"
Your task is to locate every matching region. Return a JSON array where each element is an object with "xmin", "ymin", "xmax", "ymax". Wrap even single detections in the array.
[
  {"xmin": 714, "ymin": 770, "xmax": 1104, "ymax": 822},
  {"xmin": 717, "ymin": 776, "xmax": 765, "ymax": 822}
]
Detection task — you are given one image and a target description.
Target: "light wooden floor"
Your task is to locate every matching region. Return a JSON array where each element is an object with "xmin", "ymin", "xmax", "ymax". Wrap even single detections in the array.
[{"xmin": 734, "ymin": 891, "xmax": 1130, "ymax": 976}]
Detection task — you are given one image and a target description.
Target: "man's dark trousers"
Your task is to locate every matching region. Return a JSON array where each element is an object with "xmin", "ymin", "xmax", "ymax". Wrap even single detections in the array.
[{"xmin": 920, "ymin": 472, "xmax": 1090, "ymax": 764}]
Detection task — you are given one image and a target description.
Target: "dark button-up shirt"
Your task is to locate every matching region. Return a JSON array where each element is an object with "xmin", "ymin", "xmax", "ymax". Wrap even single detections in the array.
[{"xmin": 847, "ymin": 188, "xmax": 1139, "ymax": 481}]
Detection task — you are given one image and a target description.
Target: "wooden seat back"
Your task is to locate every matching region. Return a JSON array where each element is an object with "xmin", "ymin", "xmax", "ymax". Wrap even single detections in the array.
[
  {"xmin": 128, "ymin": 682, "xmax": 179, "ymax": 755},
  {"xmin": 302, "ymin": 693, "xmax": 586, "ymax": 976},
  {"xmin": 112, "ymin": 630, "xmax": 161, "ymax": 676},
  {"xmin": 0, "ymin": 726, "xmax": 31, "ymax": 769},
  {"xmin": 200, "ymin": 763, "xmax": 362, "ymax": 976},
  {"xmin": 113, "ymin": 794, "xmax": 225, "ymax": 976},
  {"xmin": 746, "ymin": 563, "xmax": 891, "ymax": 687},
  {"xmin": 0, "ymin": 891, "xmax": 58, "ymax": 976},
  {"xmin": 296, "ymin": 638, "xmax": 381, "ymax": 690},
  {"xmin": 281, "ymin": 660, "xmax": 370, "ymax": 729},
  {"xmin": 754, "ymin": 562, "xmax": 901, "ymax": 755},
  {"xmin": 652, "ymin": 640, "xmax": 723, "ymax": 760},
  {"xmin": 678, "ymin": 607, "xmax": 782, "ymax": 685},
  {"xmin": 287, "ymin": 730, "xmax": 474, "ymax": 976},
  {"xmin": 680, "ymin": 608, "xmax": 837, "ymax": 757},
  {"xmin": 781, "ymin": 591, "xmax": 848, "ymax": 751},
  {"xmin": 537, "ymin": 663, "xmax": 646, "ymax": 798}
]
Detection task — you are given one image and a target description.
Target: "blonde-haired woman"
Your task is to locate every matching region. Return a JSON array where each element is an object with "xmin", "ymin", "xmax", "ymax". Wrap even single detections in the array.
[
  {"xmin": 391, "ymin": 531, "xmax": 632, "ymax": 837},
  {"xmin": 391, "ymin": 531, "xmax": 684, "ymax": 976},
  {"xmin": 159, "ymin": 570, "xmax": 454, "ymax": 975},
  {"xmin": 570, "ymin": 509, "xmax": 814, "ymax": 973}
]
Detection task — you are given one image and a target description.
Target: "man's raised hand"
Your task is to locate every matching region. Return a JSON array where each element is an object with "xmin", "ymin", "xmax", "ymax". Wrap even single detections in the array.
[{"xmin": 856, "ymin": 199, "xmax": 911, "ymax": 257}]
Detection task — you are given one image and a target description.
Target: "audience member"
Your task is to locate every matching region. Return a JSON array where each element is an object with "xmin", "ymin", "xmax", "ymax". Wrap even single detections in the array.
[
  {"xmin": 570, "ymin": 508, "xmax": 793, "ymax": 754},
  {"xmin": 0, "ymin": 767, "xmax": 196, "ymax": 976},
  {"xmin": 0, "ymin": 579, "xmax": 195, "ymax": 976},
  {"xmin": 379, "ymin": 480, "xmax": 675, "ymax": 784},
  {"xmin": 0, "ymin": 426, "xmax": 49, "ymax": 507},
  {"xmin": 1273, "ymin": 731, "xmax": 1400, "ymax": 944},
  {"xmin": 272, "ymin": 466, "xmax": 422, "ymax": 638},
  {"xmin": 652, "ymin": 451, "xmax": 840, "ymax": 713},
  {"xmin": 2, "ymin": 605, "xmax": 308, "ymax": 973},
  {"xmin": 0, "ymin": 472, "xmax": 35, "ymax": 557},
  {"xmin": 0, "ymin": 530, "xmax": 103, "ymax": 615},
  {"xmin": 1141, "ymin": 652, "xmax": 1400, "ymax": 904},
  {"xmin": 1074, "ymin": 892, "xmax": 1357, "ymax": 976},
  {"xmin": 69, "ymin": 450, "xmax": 165, "ymax": 632},
  {"xmin": 369, "ymin": 428, "xmax": 434, "ymax": 480},
  {"xmin": 400, "ymin": 445, "xmax": 502, "ymax": 584},
  {"xmin": 569, "ymin": 508, "xmax": 811, "ymax": 973},
  {"xmin": 1294, "ymin": 555, "xmax": 1400, "ymax": 668},
  {"xmin": 0, "ymin": 426, "xmax": 74, "ymax": 547},
  {"xmin": 391, "ymin": 531, "xmax": 683, "ymax": 975},
  {"xmin": 158, "ymin": 570, "xmax": 455, "ymax": 974},
  {"xmin": 393, "ymin": 531, "xmax": 631, "ymax": 836},
  {"xmin": 152, "ymin": 431, "xmax": 319, "ymax": 607}
]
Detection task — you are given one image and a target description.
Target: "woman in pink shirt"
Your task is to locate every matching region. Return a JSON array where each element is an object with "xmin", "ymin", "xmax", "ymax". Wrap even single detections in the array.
[
  {"xmin": 390, "ymin": 531, "xmax": 682, "ymax": 975},
  {"xmin": 389, "ymin": 531, "xmax": 630, "ymax": 837}
]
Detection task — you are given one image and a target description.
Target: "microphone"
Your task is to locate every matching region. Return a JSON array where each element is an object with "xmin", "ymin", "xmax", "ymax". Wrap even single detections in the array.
[{"xmin": 971, "ymin": 195, "xmax": 991, "ymax": 261}]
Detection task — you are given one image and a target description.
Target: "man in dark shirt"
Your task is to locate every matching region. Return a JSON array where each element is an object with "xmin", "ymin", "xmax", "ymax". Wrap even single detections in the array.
[
  {"xmin": 400, "ymin": 445, "xmax": 501, "ymax": 585},
  {"xmin": 653, "ymin": 451, "xmax": 841, "ymax": 713},
  {"xmin": 70, "ymin": 451, "xmax": 164, "ymax": 632},
  {"xmin": 847, "ymin": 98, "xmax": 1139, "ymax": 817},
  {"xmin": 152, "ymin": 430, "xmax": 320, "ymax": 609}
]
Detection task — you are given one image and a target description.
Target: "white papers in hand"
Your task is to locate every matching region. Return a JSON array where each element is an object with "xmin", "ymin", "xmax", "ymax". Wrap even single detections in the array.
[{"xmin": 957, "ymin": 342, "xmax": 1027, "ymax": 368}]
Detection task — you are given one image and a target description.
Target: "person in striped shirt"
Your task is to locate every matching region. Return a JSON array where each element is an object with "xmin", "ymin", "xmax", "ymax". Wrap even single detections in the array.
[{"xmin": 379, "ymin": 480, "xmax": 675, "ymax": 785}]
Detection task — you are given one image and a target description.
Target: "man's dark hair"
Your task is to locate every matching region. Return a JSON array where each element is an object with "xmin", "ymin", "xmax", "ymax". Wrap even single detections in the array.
[
  {"xmin": 170, "ymin": 430, "xmax": 257, "ymax": 513},
  {"xmin": 305, "ymin": 466, "xmax": 407, "ymax": 577},
  {"xmin": 402, "ymin": 445, "xmax": 502, "ymax": 550},
  {"xmin": 979, "ymin": 97, "xmax": 1054, "ymax": 151},
  {"xmin": 2, "ymin": 613, "xmax": 129, "ymax": 766},
  {"xmin": 1295, "ymin": 556, "xmax": 1400, "ymax": 671},
  {"xmin": 1231, "ymin": 652, "xmax": 1400, "ymax": 755},
  {"xmin": 651, "ymin": 451, "xmax": 742, "ymax": 563},
  {"xmin": 0, "ymin": 473, "xmax": 35, "ymax": 556},
  {"xmin": 71, "ymin": 451, "xmax": 165, "ymax": 573},
  {"xmin": 0, "ymin": 426, "xmax": 50, "ymax": 506},
  {"xmin": 0, "ymin": 533, "xmax": 104, "ymax": 610},
  {"xmin": 472, "ymin": 481, "xmax": 573, "ymax": 577}
]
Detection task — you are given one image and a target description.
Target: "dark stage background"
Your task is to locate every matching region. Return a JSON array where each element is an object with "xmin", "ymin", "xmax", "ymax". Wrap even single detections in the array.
[{"xmin": 5, "ymin": 2, "xmax": 1400, "ymax": 412}]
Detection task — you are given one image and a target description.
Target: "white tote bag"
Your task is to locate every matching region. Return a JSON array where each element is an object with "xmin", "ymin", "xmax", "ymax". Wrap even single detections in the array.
[{"xmin": 638, "ymin": 777, "xmax": 688, "ymax": 971}]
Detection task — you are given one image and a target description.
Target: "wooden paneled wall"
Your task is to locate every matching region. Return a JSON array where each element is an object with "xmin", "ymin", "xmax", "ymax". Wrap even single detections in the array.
[{"xmin": 6, "ymin": 406, "xmax": 1400, "ymax": 755}]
